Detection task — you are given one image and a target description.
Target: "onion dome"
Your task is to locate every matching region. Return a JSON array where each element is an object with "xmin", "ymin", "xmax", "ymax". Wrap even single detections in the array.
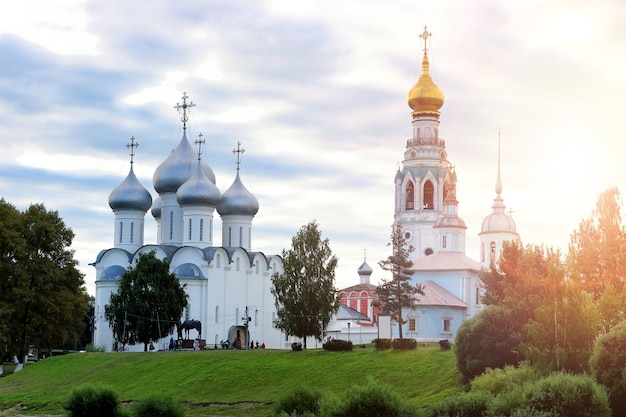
[
  {"xmin": 407, "ymin": 52, "xmax": 445, "ymax": 116},
  {"xmin": 217, "ymin": 172, "xmax": 259, "ymax": 216},
  {"xmin": 151, "ymin": 196, "xmax": 162, "ymax": 219},
  {"xmin": 358, "ymin": 259, "xmax": 373, "ymax": 277},
  {"xmin": 177, "ymin": 161, "xmax": 221, "ymax": 206},
  {"xmin": 153, "ymin": 131, "xmax": 216, "ymax": 194},
  {"xmin": 108, "ymin": 166, "xmax": 153, "ymax": 212}
]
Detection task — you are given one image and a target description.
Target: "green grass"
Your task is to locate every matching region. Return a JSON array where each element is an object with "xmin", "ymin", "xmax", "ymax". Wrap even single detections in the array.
[{"xmin": 0, "ymin": 345, "xmax": 463, "ymax": 416}]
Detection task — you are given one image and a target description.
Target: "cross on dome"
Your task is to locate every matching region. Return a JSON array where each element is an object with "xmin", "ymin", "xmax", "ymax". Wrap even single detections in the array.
[
  {"xmin": 232, "ymin": 141, "xmax": 245, "ymax": 172},
  {"xmin": 194, "ymin": 132, "xmax": 205, "ymax": 159},
  {"xmin": 419, "ymin": 25, "xmax": 432, "ymax": 55},
  {"xmin": 126, "ymin": 136, "xmax": 138, "ymax": 164},
  {"xmin": 174, "ymin": 92, "xmax": 195, "ymax": 130}
]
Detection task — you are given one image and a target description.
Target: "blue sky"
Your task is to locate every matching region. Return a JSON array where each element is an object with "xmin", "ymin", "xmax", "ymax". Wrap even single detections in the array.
[{"xmin": 1, "ymin": 0, "xmax": 625, "ymax": 295}]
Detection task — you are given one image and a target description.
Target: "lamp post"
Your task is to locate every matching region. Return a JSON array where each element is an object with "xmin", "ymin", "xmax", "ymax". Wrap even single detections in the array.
[{"xmin": 347, "ymin": 322, "xmax": 351, "ymax": 343}]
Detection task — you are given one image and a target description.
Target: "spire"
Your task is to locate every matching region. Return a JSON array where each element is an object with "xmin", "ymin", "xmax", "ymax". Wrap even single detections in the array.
[
  {"xmin": 174, "ymin": 92, "xmax": 195, "ymax": 131},
  {"xmin": 126, "ymin": 136, "xmax": 138, "ymax": 165},
  {"xmin": 232, "ymin": 141, "xmax": 245, "ymax": 172},
  {"xmin": 496, "ymin": 128, "xmax": 502, "ymax": 196}
]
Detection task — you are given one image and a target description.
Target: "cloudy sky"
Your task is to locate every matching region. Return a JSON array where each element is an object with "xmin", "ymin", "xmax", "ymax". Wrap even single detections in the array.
[{"xmin": 1, "ymin": 0, "xmax": 625, "ymax": 295}]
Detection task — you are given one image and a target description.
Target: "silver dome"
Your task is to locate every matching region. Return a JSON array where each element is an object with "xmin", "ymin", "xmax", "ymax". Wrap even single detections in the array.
[
  {"xmin": 217, "ymin": 172, "xmax": 259, "ymax": 216},
  {"xmin": 153, "ymin": 131, "xmax": 216, "ymax": 194},
  {"xmin": 108, "ymin": 166, "xmax": 153, "ymax": 212},
  {"xmin": 358, "ymin": 260, "xmax": 373, "ymax": 276},
  {"xmin": 177, "ymin": 161, "xmax": 221, "ymax": 207},
  {"xmin": 150, "ymin": 196, "xmax": 162, "ymax": 219}
]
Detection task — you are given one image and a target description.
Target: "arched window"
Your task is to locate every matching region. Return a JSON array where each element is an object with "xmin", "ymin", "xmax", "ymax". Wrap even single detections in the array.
[
  {"xmin": 423, "ymin": 180, "xmax": 434, "ymax": 209},
  {"xmin": 405, "ymin": 182, "xmax": 414, "ymax": 210},
  {"xmin": 215, "ymin": 306, "xmax": 219, "ymax": 323},
  {"xmin": 490, "ymin": 241, "xmax": 497, "ymax": 263}
]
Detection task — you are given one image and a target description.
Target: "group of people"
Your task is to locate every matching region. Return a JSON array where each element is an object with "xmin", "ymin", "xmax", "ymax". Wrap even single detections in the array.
[{"xmin": 217, "ymin": 339, "xmax": 265, "ymax": 350}]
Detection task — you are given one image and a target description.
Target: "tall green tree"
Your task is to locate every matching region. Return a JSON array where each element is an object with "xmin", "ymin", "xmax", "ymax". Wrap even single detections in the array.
[
  {"xmin": 0, "ymin": 200, "xmax": 89, "ymax": 363},
  {"xmin": 568, "ymin": 187, "xmax": 626, "ymax": 297},
  {"xmin": 105, "ymin": 251, "xmax": 188, "ymax": 351},
  {"xmin": 375, "ymin": 224, "xmax": 423, "ymax": 339},
  {"xmin": 271, "ymin": 221, "xmax": 339, "ymax": 349}
]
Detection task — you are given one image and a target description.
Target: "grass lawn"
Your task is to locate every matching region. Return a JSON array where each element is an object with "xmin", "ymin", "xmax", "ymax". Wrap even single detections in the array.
[{"xmin": 0, "ymin": 344, "xmax": 463, "ymax": 416}]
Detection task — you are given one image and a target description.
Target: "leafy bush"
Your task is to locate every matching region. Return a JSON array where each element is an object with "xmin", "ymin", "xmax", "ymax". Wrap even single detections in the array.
[
  {"xmin": 132, "ymin": 394, "xmax": 185, "ymax": 417},
  {"xmin": 455, "ymin": 305, "xmax": 523, "ymax": 381},
  {"xmin": 392, "ymin": 338, "xmax": 417, "ymax": 350},
  {"xmin": 439, "ymin": 340, "xmax": 450, "ymax": 350},
  {"xmin": 274, "ymin": 386, "xmax": 323, "ymax": 416},
  {"xmin": 373, "ymin": 338, "xmax": 392, "ymax": 350},
  {"xmin": 319, "ymin": 381, "xmax": 416, "ymax": 417},
  {"xmin": 470, "ymin": 363, "xmax": 541, "ymax": 396},
  {"xmin": 84, "ymin": 344, "xmax": 106, "ymax": 352},
  {"xmin": 323, "ymin": 339, "xmax": 353, "ymax": 351},
  {"xmin": 427, "ymin": 391, "xmax": 492, "ymax": 417},
  {"xmin": 490, "ymin": 372, "xmax": 610, "ymax": 417},
  {"xmin": 590, "ymin": 319, "xmax": 626, "ymax": 413},
  {"xmin": 63, "ymin": 384, "xmax": 122, "ymax": 417}
]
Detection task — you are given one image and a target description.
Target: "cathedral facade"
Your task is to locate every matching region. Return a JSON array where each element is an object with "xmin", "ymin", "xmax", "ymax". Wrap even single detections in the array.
[{"xmin": 92, "ymin": 95, "xmax": 287, "ymax": 351}]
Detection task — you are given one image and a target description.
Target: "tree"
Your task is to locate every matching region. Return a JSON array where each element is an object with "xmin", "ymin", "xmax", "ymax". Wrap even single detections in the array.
[
  {"xmin": 454, "ymin": 305, "xmax": 524, "ymax": 381},
  {"xmin": 375, "ymin": 224, "xmax": 423, "ymax": 339},
  {"xmin": 568, "ymin": 187, "xmax": 626, "ymax": 297},
  {"xmin": 105, "ymin": 251, "xmax": 188, "ymax": 351},
  {"xmin": 271, "ymin": 221, "xmax": 340, "ymax": 349},
  {"xmin": 0, "ymin": 200, "xmax": 89, "ymax": 363},
  {"xmin": 590, "ymin": 320, "xmax": 626, "ymax": 413}
]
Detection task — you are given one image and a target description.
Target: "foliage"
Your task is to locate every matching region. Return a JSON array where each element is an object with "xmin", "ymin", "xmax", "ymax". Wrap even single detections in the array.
[
  {"xmin": 271, "ymin": 221, "xmax": 340, "ymax": 348},
  {"xmin": 0, "ymin": 345, "xmax": 463, "ymax": 415},
  {"xmin": 590, "ymin": 319, "xmax": 626, "ymax": 413},
  {"xmin": 375, "ymin": 224, "xmax": 423, "ymax": 338},
  {"xmin": 132, "ymin": 394, "xmax": 185, "ymax": 417},
  {"xmin": 0, "ymin": 199, "xmax": 89, "ymax": 362},
  {"xmin": 85, "ymin": 344, "xmax": 107, "ymax": 352},
  {"xmin": 392, "ymin": 338, "xmax": 417, "ymax": 350},
  {"xmin": 319, "ymin": 381, "xmax": 417, "ymax": 417},
  {"xmin": 454, "ymin": 305, "xmax": 523, "ymax": 381},
  {"xmin": 63, "ymin": 384, "xmax": 123, "ymax": 417},
  {"xmin": 105, "ymin": 251, "xmax": 188, "ymax": 351},
  {"xmin": 470, "ymin": 363, "xmax": 541, "ymax": 396},
  {"xmin": 323, "ymin": 339, "xmax": 353, "ymax": 351},
  {"xmin": 426, "ymin": 390, "xmax": 492, "ymax": 417},
  {"xmin": 274, "ymin": 386, "xmax": 323, "ymax": 416},
  {"xmin": 568, "ymin": 187, "xmax": 626, "ymax": 297}
]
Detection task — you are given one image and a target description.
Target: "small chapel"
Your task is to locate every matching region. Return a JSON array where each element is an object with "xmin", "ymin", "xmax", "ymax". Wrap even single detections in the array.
[
  {"xmin": 336, "ymin": 27, "xmax": 520, "ymax": 343},
  {"xmin": 92, "ymin": 94, "xmax": 289, "ymax": 351}
]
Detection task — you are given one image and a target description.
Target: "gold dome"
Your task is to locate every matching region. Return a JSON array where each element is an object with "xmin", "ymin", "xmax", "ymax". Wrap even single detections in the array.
[{"xmin": 407, "ymin": 53, "xmax": 445, "ymax": 115}]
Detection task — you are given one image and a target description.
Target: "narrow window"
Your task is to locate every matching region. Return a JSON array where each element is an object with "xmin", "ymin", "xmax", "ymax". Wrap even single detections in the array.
[
  {"xmin": 405, "ymin": 182, "xmax": 414, "ymax": 210},
  {"xmin": 255, "ymin": 309, "xmax": 258, "ymax": 327},
  {"xmin": 236, "ymin": 258, "xmax": 240, "ymax": 271},
  {"xmin": 119, "ymin": 222, "xmax": 123, "ymax": 243},
  {"xmin": 476, "ymin": 287, "xmax": 480, "ymax": 305},
  {"xmin": 239, "ymin": 227, "xmax": 243, "ymax": 246},
  {"xmin": 216, "ymin": 254, "xmax": 221, "ymax": 268},
  {"xmin": 169, "ymin": 211, "xmax": 174, "ymax": 240},
  {"xmin": 443, "ymin": 318, "xmax": 451, "ymax": 333},
  {"xmin": 490, "ymin": 241, "xmax": 497, "ymax": 262},
  {"xmin": 408, "ymin": 318, "xmax": 416, "ymax": 332},
  {"xmin": 199, "ymin": 219, "xmax": 204, "ymax": 241},
  {"xmin": 228, "ymin": 227, "xmax": 232, "ymax": 247},
  {"xmin": 423, "ymin": 180, "xmax": 434, "ymax": 209},
  {"xmin": 481, "ymin": 242, "xmax": 485, "ymax": 262},
  {"xmin": 185, "ymin": 306, "xmax": 190, "ymax": 321},
  {"xmin": 130, "ymin": 222, "xmax": 134, "ymax": 243},
  {"xmin": 210, "ymin": 219, "xmax": 213, "ymax": 241},
  {"xmin": 255, "ymin": 260, "xmax": 259, "ymax": 274},
  {"xmin": 188, "ymin": 218, "xmax": 192, "ymax": 240},
  {"xmin": 215, "ymin": 306, "xmax": 219, "ymax": 323},
  {"xmin": 442, "ymin": 235, "xmax": 447, "ymax": 249}
]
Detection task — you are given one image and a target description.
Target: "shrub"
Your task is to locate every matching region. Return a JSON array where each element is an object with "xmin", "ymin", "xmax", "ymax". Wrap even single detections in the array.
[
  {"xmin": 426, "ymin": 391, "xmax": 492, "ymax": 417},
  {"xmin": 63, "ymin": 384, "xmax": 122, "ymax": 417},
  {"xmin": 439, "ymin": 340, "xmax": 450, "ymax": 350},
  {"xmin": 490, "ymin": 372, "xmax": 610, "ymax": 417},
  {"xmin": 319, "ymin": 381, "xmax": 416, "ymax": 417},
  {"xmin": 132, "ymin": 394, "xmax": 185, "ymax": 417},
  {"xmin": 373, "ymin": 338, "xmax": 392, "ymax": 350},
  {"xmin": 291, "ymin": 342, "xmax": 303, "ymax": 351},
  {"xmin": 274, "ymin": 386, "xmax": 323, "ymax": 416},
  {"xmin": 470, "ymin": 363, "xmax": 542, "ymax": 396},
  {"xmin": 392, "ymin": 338, "xmax": 417, "ymax": 350},
  {"xmin": 323, "ymin": 339, "xmax": 353, "ymax": 351},
  {"xmin": 590, "ymin": 319, "xmax": 626, "ymax": 413},
  {"xmin": 84, "ymin": 344, "xmax": 106, "ymax": 352}
]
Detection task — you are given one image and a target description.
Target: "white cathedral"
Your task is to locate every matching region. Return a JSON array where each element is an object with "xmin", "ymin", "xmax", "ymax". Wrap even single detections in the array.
[
  {"xmin": 92, "ymin": 94, "xmax": 288, "ymax": 351},
  {"xmin": 93, "ymin": 29, "xmax": 521, "ymax": 350}
]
